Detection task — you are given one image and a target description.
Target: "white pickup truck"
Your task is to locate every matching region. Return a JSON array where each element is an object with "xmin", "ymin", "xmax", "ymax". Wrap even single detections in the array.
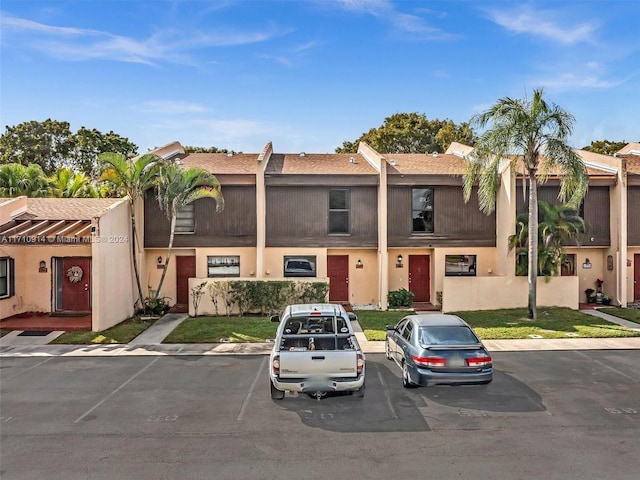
[{"xmin": 269, "ymin": 303, "xmax": 365, "ymax": 400}]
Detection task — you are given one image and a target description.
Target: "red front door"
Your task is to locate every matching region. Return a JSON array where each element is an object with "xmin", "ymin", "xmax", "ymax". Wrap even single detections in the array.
[
  {"xmin": 61, "ymin": 257, "xmax": 91, "ymax": 311},
  {"xmin": 328, "ymin": 255, "xmax": 349, "ymax": 302},
  {"xmin": 409, "ymin": 255, "xmax": 430, "ymax": 302},
  {"xmin": 176, "ymin": 256, "xmax": 196, "ymax": 305},
  {"xmin": 635, "ymin": 254, "xmax": 640, "ymax": 301}
]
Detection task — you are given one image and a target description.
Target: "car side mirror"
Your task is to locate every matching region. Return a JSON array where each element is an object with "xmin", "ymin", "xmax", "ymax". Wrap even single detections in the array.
[
  {"xmin": 386, "ymin": 325, "xmax": 395, "ymax": 331},
  {"xmin": 270, "ymin": 315, "xmax": 280, "ymax": 323},
  {"xmin": 347, "ymin": 312, "xmax": 357, "ymax": 322}
]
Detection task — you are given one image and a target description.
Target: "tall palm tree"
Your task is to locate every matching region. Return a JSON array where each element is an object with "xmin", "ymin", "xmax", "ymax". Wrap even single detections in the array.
[
  {"xmin": 51, "ymin": 168, "xmax": 99, "ymax": 198},
  {"xmin": 0, "ymin": 163, "xmax": 52, "ymax": 197},
  {"xmin": 463, "ymin": 89, "xmax": 588, "ymax": 319},
  {"xmin": 99, "ymin": 153, "xmax": 164, "ymax": 309},
  {"xmin": 154, "ymin": 165, "xmax": 224, "ymax": 300}
]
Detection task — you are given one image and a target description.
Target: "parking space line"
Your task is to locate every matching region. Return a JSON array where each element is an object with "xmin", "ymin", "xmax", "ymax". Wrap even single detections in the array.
[
  {"xmin": 573, "ymin": 351, "xmax": 637, "ymax": 381},
  {"xmin": 237, "ymin": 357, "xmax": 266, "ymax": 421},
  {"xmin": 373, "ymin": 363, "xmax": 398, "ymax": 419},
  {"xmin": 74, "ymin": 357, "xmax": 161, "ymax": 424},
  {"xmin": 2, "ymin": 357, "xmax": 54, "ymax": 382}
]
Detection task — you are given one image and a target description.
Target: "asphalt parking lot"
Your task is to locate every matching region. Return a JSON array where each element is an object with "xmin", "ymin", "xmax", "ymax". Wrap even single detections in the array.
[{"xmin": 1, "ymin": 351, "xmax": 639, "ymax": 480}]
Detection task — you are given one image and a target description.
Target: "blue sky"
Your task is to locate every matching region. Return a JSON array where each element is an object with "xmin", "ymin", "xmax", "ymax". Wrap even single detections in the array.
[{"xmin": 1, "ymin": 0, "xmax": 638, "ymax": 155}]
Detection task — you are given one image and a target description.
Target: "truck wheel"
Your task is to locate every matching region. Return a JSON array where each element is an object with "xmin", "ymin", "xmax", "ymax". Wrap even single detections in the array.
[
  {"xmin": 352, "ymin": 381, "xmax": 365, "ymax": 398},
  {"xmin": 402, "ymin": 362, "xmax": 417, "ymax": 389},
  {"xmin": 270, "ymin": 380, "xmax": 285, "ymax": 400}
]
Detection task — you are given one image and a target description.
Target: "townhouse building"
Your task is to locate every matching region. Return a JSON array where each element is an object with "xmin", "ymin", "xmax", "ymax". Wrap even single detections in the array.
[{"xmin": 142, "ymin": 140, "xmax": 637, "ymax": 315}]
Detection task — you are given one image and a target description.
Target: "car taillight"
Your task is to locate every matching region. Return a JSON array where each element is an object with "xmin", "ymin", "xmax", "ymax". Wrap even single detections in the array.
[
  {"xmin": 356, "ymin": 353, "xmax": 364, "ymax": 374},
  {"xmin": 413, "ymin": 355, "xmax": 446, "ymax": 368},
  {"xmin": 272, "ymin": 355, "xmax": 280, "ymax": 374},
  {"xmin": 466, "ymin": 355, "xmax": 492, "ymax": 367}
]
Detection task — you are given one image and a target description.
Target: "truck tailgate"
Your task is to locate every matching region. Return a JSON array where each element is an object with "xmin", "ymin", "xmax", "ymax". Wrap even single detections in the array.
[{"xmin": 279, "ymin": 351, "xmax": 358, "ymax": 379}]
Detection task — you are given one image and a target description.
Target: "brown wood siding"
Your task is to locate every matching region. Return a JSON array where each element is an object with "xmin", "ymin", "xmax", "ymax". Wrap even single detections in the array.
[
  {"xmin": 628, "ymin": 186, "xmax": 640, "ymax": 246},
  {"xmin": 144, "ymin": 186, "xmax": 256, "ymax": 248},
  {"xmin": 265, "ymin": 186, "xmax": 378, "ymax": 247},
  {"xmin": 387, "ymin": 186, "xmax": 495, "ymax": 247},
  {"xmin": 516, "ymin": 185, "xmax": 610, "ymax": 246}
]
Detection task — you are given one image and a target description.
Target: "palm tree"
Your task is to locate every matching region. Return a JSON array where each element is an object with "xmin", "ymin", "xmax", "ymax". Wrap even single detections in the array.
[
  {"xmin": 0, "ymin": 163, "xmax": 52, "ymax": 197},
  {"xmin": 99, "ymin": 153, "xmax": 164, "ymax": 309},
  {"xmin": 509, "ymin": 201, "xmax": 586, "ymax": 277},
  {"xmin": 463, "ymin": 89, "xmax": 588, "ymax": 319},
  {"xmin": 51, "ymin": 168, "xmax": 99, "ymax": 198},
  {"xmin": 154, "ymin": 165, "xmax": 224, "ymax": 300}
]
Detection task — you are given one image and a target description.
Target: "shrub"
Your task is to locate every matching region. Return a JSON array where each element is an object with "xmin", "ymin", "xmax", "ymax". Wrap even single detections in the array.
[{"xmin": 388, "ymin": 288, "xmax": 414, "ymax": 308}]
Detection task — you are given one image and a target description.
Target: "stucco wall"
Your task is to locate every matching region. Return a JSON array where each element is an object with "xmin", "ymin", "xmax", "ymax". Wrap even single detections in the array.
[
  {"xmin": 0, "ymin": 244, "xmax": 92, "ymax": 319},
  {"xmin": 442, "ymin": 275, "xmax": 579, "ymax": 312},
  {"xmin": 91, "ymin": 200, "xmax": 135, "ymax": 331}
]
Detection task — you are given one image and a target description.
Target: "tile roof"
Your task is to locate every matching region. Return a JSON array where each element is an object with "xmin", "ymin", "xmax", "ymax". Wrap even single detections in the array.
[
  {"xmin": 178, "ymin": 153, "xmax": 259, "ymax": 174},
  {"xmin": 385, "ymin": 153, "xmax": 467, "ymax": 175},
  {"xmin": 617, "ymin": 142, "xmax": 640, "ymax": 155},
  {"xmin": 17, "ymin": 198, "xmax": 125, "ymax": 220},
  {"xmin": 265, "ymin": 153, "xmax": 378, "ymax": 175}
]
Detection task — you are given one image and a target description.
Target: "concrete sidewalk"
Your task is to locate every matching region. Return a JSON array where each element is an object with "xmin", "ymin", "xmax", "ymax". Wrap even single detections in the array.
[{"xmin": 1, "ymin": 308, "xmax": 639, "ymax": 357}]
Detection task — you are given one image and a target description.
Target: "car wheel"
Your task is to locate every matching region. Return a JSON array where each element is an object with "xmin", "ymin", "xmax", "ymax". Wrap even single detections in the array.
[
  {"xmin": 402, "ymin": 362, "xmax": 417, "ymax": 389},
  {"xmin": 270, "ymin": 380, "xmax": 285, "ymax": 400},
  {"xmin": 352, "ymin": 381, "xmax": 365, "ymax": 398},
  {"xmin": 385, "ymin": 340, "xmax": 393, "ymax": 360}
]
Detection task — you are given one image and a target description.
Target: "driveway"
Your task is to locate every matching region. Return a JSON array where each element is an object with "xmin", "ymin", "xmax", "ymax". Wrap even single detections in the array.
[{"xmin": 1, "ymin": 352, "xmax": 639, "ymax": 479}]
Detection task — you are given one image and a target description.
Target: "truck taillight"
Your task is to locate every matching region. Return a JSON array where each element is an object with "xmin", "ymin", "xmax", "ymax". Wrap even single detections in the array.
[
  {"xmin": 413, "ymin": 355, "xmax": 446, "ymax": 368},
  {"xmin": 356, "ymin": 353, "xmax": 364, "ymax": 374},
  {"xmin": 466, "ymin": 355, "xmax": 492, "ymax": 367},
  {"xmin": 272, "ymin": 355, "xmax": 280, "ymax": 374}
]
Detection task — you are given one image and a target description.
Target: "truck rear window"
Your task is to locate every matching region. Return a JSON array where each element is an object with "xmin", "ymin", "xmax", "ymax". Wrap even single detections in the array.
[{"xmin": 282, "ymin": 316, "xmax": 348, "ymax": 335}]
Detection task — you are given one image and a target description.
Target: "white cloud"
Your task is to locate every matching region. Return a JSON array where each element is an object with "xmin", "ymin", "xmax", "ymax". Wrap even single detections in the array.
[
  {"xmin": 485, "ymin": 5, "xmax": 597, "ymax": 45},
  {"xmin": 133, "ymin": 101, "xmax": 208, "ymax": 114}
]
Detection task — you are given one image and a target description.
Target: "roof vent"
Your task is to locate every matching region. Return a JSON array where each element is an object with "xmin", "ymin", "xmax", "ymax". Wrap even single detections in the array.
[
  {"xmin": 300, "ymin": 152, "xmax": 306, "ymax": 157},
  {"xmin": 389, "ymin": 159, "xmax": 396, "ymax": 166},
  {"xmin": 349, "ymin": 156, "xmax": 356, "ymax": 163}
]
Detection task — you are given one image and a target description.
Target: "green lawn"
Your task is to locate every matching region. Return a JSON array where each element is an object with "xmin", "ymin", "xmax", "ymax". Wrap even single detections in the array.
[
  {"xmin": 356, "ymin": 307, "xmax": 640, "ymax": 341},
  {"xmin": 597, "ymin": 307, "xmax": 640, "ymax": 323},
  {"xmin": 50, "ymin": 316, "xmax": 158, "ymax": 344},
  {"xmin": 163, "ymin": 315, "xmax": 278, "ymax": 343}
]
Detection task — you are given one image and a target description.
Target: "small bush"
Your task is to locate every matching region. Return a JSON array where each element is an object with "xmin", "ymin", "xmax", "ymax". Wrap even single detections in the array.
[{"xmin": 388, "ymin": 288, "xmax": 414, "ymax": 308}]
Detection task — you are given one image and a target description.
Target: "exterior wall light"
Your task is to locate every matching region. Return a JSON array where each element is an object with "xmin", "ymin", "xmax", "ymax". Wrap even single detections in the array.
[
  {"xmin": 39, "ymin": 260, "xmax": 47, "ymax": 273},
  {"xmin": 356, "ymin": 259, "xmax": 363, "ymax": 269},
  {"xmin": 397, "ymin": 255, "xmax": 403, "ymax": 264},
  {"xmin": 157, "ymin": 256, "xmax": 163, "ymax": 265}
]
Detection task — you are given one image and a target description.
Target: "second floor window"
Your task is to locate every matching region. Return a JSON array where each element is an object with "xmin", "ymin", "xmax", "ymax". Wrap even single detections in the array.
[
  {"xmin": 175, "ymin": 203, "xmax": 195, "ymax": 233},
  {"xmin": 412, "ymin": 188, "xmax": 434, "ymax": 233},
  {"xmin": 329, "ymin": 189, "xmax": 350, "ymax": 234}
]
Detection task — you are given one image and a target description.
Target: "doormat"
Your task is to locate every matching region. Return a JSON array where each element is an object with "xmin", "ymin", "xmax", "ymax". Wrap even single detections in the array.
[{"xmin": 17, "ymin": 331, "xmax": 53, "ymax": 336}]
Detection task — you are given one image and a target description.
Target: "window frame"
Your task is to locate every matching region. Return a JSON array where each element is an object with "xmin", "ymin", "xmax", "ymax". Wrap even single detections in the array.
[
  {"xmin": 0, "ymin": 257, "xmax": 15, "ymax": 299},
  {"xmin": 207, "ymin": 255, "xmax": 240, "ymax": 278},
  {"xmin": 175, "ymin": 203, "xmax": 195, "ymax": 234},
  {"xmin": 444, "ymin": 255, "xmax": 477, "ymax": 277},
  {"xmin": 283, "ymin": 255, "xmax": 317, "ymax": 278},
  {"xmin": 411, "ymin": 187, "xmax": 434, "ymax": 234},
  {"xmin": 328, "ymin": 188, "xmax": 351, "ymax": 235}
]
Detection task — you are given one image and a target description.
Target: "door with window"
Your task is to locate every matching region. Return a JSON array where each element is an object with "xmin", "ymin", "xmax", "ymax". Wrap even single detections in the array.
[
  {"xmin": 328, "ymin": 255, "xmax": 349, "ymax": 302},
  {"xmin": 409, "ymin": 255, "xmax": 430, "ymax": 302},
  {"xmin": 56, "ymin": 257, "xmax": 91, "ymax": 312},
  {"xmin": 176, "ymin": 256, "xmax": 196, "ymax": 305}
]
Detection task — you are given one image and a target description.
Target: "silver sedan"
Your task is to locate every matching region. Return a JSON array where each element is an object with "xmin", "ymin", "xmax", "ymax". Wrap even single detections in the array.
[{"xmin": 385, "ymin": 314, "xmax": 492, "ymax": 388}]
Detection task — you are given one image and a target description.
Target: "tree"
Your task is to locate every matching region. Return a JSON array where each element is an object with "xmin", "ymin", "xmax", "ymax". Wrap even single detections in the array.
[
  {"xmin": 0, "ymin": 163, "xmax": 52, "ymax": 197},
  {"xmin": 183, "ymin": 146, "xmax": 230, "ymax": 153},
  {"xmin": 99, "ymin": 153, "xmax": 164, "ymax": 309},
  {"xmin": 50, "ymin": 168, "xmax": 99, "ymax": 198},
  {"xmin": 154, "ymin": 165, "xmax": 224, "ymax": 300},
  {"xmin": 581, "ymin": 140, "xmax": 628, "ymax": 156},
  {"xmin": 335, "ymin": 112, "xmax": 475, "ymax": 154},
  {"xmin": 0, "ymin": 120, "xmax": 137, "ymax": 177},
  {"xmin": 463, "ymin": 89, "xmax": 588, "ymax": 319},
  {"xmin": 0, "ymin": 119, "xmax": 73, "ymax": 174},
  {"xmin": 509, "ymin": 201, "xmax": 586, "ymax": 277}
]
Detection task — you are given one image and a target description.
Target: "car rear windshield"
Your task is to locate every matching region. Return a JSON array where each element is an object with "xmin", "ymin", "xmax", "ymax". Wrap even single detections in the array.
[{"xmin": 419, "ymin": 326, "xmax": 479, "ymax": 346}]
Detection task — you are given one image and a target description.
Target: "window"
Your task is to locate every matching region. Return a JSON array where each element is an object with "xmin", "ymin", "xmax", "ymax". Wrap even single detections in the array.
[
  {"xmin": 175, "ymin": 203, "xmax": 195, "ymax": 233},
  {"xmin": 284, "ymin": 255, "xmax": 316, "ymax": 277},
  {"xmin": 445, "ymin": 255, "xmax": 477, "ymax": 276},
  {"xmin": 561, "ymin": 254, "xmax": 576, "ymax": 276},
  {"xmin": 401, "ymin": 321, "xmax": 414, "ymax": 341},
  {"xmin": 329, "ymin": 189, "xmax": 350, "ymax": 234},
  {"xmin": 412, "ymin": 188, "xmax": 434, "ymax": 233},
  {"xmin": 0, "ymin": 257, "xmax": 15, "ymax": 299},
  {"xmin": 207, "ymin": 256, "xmax": 240, "ymax": 277}
]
